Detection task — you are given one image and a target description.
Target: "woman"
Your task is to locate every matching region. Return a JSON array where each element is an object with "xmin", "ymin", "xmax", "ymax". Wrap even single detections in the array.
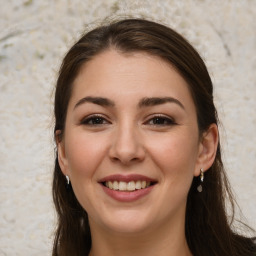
[{"xmin": 52, "ymin": 18, "xmax": 255, "ymax": 256}]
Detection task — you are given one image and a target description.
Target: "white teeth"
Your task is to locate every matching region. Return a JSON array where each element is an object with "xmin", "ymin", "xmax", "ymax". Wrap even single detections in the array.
[
  {"xmin": 105, "ymin": 181, "xmax": 113, "ymax": 189},
  {"xmin": 141, "ymin": 181, "xmax": 146, "ymax": 189},
  {"xmin": 119, "ymin": 181, "xmax": 127, "ymax": 191},
  {"xmin": 135, "ymin": 181, "xmax": 142, "ymax": 190},
  {"xmin": 113, "ymin": 181, "xmax": 119, "ymax": 190},
  {"xmin": 127, "ymin": 181, "xmax": 135, "ymax": 191},
  {"xmin": 105, "ymin": 180, "xmax": 152, "ymax": 191}
]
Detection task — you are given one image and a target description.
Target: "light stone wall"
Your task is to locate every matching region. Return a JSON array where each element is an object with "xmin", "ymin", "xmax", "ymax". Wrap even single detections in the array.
[{"xmin": 0, "ymin": 0, "xmax": 255, "ymax": 255}]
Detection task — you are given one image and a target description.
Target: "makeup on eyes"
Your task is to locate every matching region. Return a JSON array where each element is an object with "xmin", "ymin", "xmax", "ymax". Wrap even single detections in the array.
[
  {"xmin": 76, "ymin": 103, "xmax": 182, "ymax": 127},
  {"xmin": 79, "ymin": 113, "xmax": 178, "ymax": 129}
]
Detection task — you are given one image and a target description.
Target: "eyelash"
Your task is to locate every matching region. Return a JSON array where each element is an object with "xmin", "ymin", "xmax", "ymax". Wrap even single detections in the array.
[
  {"xmin": 144, "ymin": 114, "xmax": 176, "ymax": 126},
  {"xmin": 80, "ymin": 114, "xmax": 176, "ymax": 127},
  {"xmin": 80, "ymin": 114, "xmax": 110, "ymax": 126}
]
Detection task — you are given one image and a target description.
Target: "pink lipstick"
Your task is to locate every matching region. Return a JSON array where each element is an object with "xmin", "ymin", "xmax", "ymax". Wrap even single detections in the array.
[{"xmin": 99, "ymin": 174, "xmax": 157, "ymax": 202}]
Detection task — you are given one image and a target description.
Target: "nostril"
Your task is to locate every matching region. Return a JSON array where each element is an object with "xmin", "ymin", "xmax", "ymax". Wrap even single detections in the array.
[
  {"xmin": 111, "ymin": 157, "xmax": 120, "ymax": 162},
  {"xmin": 109, "ymin": 132, "xmax": 145, "ymax": 162},
  {"xmin": 110, "ymin": 156, "xmax": 142, "ymax": 165}
]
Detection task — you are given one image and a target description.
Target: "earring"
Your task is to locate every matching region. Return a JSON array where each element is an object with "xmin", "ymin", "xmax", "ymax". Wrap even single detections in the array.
[
  {"xmin": 197, "ymin": 168, "xmax": 204, "ymax": 192},
  {"xmin": 66, "ymin": 175, "xmax": 70, "ymax": 190}
]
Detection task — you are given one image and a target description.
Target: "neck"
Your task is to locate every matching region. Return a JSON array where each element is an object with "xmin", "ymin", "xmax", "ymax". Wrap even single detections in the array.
[{"xmin": 88, "ymin": 215, "xmax": 192, "ymax": 256}]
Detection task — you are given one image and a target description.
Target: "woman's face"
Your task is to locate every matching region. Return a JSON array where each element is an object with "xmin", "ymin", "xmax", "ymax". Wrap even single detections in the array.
[{"xmin": 58, "ymin": 49, "xmax": 205, "ymax": 234}]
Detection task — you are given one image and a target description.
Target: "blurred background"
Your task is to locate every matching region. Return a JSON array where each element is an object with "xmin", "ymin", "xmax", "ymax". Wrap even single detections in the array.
[{"xmin": 0, "ymin": 0, "xmax": 255, "ymax": 255}]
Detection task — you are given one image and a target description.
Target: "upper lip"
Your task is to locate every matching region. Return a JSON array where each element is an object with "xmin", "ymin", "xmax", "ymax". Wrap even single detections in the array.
[{"xmin": 98, "ymin": 174, "xmax": 157, "ymax": 183}]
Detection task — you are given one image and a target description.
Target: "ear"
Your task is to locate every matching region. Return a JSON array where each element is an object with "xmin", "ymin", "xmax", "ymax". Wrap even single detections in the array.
[
  {"xmin": 56, "ymin": 130, "xmax": 69, "ymax": 176},
  {"xmin": 194, "ymin": 124, "xmax": 219, "ymax": 176}
]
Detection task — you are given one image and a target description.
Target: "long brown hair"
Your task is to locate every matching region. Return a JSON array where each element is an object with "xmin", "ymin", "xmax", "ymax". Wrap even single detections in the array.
[{"xmin": 52, "ymin": 18, "xmax": 255, "ymax": 256}]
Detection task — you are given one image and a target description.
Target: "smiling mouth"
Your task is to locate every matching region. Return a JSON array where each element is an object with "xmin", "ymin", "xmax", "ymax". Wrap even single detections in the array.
[{"xmin": 103, "ymin": 180, "xmax": 156, "ymax": 192}]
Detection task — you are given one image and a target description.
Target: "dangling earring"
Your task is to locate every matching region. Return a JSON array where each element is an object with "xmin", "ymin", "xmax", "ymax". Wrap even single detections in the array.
[
  {"xmin": 197, "ymin": 168, "xmax": 204, "ymax": 192},
  {"xmin": 66, "ymin": 175, "xmax": 70, "ymax": 190}
]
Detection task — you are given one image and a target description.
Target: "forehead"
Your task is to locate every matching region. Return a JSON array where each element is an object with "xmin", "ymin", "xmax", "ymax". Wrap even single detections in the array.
[{"xmin": 71, "ymin": 49, "xmax": 195, "ymax": 110}]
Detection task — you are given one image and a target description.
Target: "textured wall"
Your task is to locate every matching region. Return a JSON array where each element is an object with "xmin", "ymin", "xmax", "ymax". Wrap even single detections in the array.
[{"xmin": 0, "ymin": 0, "xmax": 255, "ymax": 255}]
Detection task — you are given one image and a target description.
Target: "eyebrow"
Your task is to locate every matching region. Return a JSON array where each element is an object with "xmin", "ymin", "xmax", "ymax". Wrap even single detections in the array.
[
  {"xmin": 74, "ymin": 96, "xmax": 185, "ymax": 110},
  {"xmin": 74, "ymin": 96, "xmax": 115, "ymax": 109},
  {"xmin": 138, "ymin": 97, "xmax": 185, "ymax": 110}
]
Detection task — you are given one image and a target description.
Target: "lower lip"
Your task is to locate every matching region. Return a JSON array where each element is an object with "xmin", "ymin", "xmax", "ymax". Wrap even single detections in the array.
[{"xmin": 101, "ymin": 184, "xmax": 155, "ymax": 202}]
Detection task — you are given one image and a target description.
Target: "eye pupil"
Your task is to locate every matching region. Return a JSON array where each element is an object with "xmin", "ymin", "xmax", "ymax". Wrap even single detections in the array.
[
  {"xmin": 149, "ymin": 116, "xmax": 175, "ymax": 126},
  {"xmin": 81, "ymin": 115, "xmax": 109, "ymax": 126},
  {"xmin": 92, "ymin": 117, "xmax": 103, "ymax": 124},
  {"xmin": 153, "ymin": 117, "xmax": 165, "ymax": 124}
]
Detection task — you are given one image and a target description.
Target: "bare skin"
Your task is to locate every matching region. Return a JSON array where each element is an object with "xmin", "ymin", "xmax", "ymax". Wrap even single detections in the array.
[{"xmin": 57, "ymin": 49, "xmax": 218, "ymax": 256}]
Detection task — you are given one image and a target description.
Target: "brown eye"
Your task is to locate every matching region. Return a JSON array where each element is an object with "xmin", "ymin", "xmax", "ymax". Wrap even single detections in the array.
[
  {"xmin": 147, "ymin": 115, "xmax": 176, "ymax": 126},
  {"xmin": 81, "ymin": 115, "xmax": 110, "ymax": 125}
]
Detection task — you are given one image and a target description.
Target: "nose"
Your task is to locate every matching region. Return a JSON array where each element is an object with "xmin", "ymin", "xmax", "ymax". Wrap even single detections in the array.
[{"xmin": 109, "ymin": 123, "xmax": 146, "ymax": 165}]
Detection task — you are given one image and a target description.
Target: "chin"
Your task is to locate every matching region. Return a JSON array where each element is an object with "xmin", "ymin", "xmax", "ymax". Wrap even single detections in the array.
[
  {"xmin": 104, "ymin": 220, "xmax": 150, "ymax": 234},
  {"xmin": 93, "ymin": 208, "xmax": 153, "ymax": 234}
]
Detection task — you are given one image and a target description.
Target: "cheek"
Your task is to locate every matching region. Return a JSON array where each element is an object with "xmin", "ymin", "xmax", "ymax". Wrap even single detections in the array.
[
  {"xmin": 64, "ymin": 132, "xmax": 109, "ymax": 213},
  {"xmin": 146, "ymin": 132, "xmax": 199, "ymax": 179},
  {"xmin": 65, "ymin": 131, "xmax": 108, "ymax": 177}
]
